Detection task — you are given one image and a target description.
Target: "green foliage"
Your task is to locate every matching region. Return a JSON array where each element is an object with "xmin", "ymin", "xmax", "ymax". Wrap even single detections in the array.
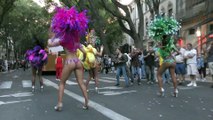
[
  {"xmin": 105, "ymin": 21, "xmax": 124, "ymax": 53},
  {"xmin": 0, "ymin": 0, "xmax": 51, "ymax": 57},
  {"xmin": 59, "ymin": 0, "xmax": 123, "ymax": 53}
]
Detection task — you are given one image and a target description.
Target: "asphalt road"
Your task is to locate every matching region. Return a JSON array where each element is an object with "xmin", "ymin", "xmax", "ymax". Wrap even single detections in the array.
[{"xmin": 0, "ymin": 69, "xmax": 212, "ymax": 120}]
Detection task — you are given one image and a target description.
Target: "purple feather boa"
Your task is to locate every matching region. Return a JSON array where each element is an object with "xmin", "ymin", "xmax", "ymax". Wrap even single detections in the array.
[{"xmin": 51, "ymin": 6, "xmax": 89, "ymax": 52}]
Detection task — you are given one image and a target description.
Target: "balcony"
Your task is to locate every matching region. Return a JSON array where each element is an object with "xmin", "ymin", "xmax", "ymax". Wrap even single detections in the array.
[{"xmin": 176, "ymin": 1, "xmax": 213, "ymax": 21}]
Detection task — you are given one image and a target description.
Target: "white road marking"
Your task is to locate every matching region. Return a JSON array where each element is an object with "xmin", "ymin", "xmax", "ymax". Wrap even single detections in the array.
[
  {"xmin": 0, "ymin": 99, "xmax": 32, "ymax": 105},
  {"xmin": 43, "ymin": 78, "xmax": 131, "ymax": 120},
  {"xmin": 83, "ymin": 80, "xmax": 95, "ymax": 84},
  {"xmin": 66, "ymin": 80, "xmax": 78, "ymax": 85},
  {"xmin": 0, "ymin": 81, "xmax": 12, "ymax": 89},
  {"xmin": 98, "ymin": 90, "xmax": 137, "ymax": 96},
  {"xmin": 0, "ymin": 92, "xmax": 33, "ymax": 98},
  {"xmin": 99, "ymin": 79, "xmax": 115, "ymax": 83},
  {"xmin": 101, "ymin": 77, "xmax": 125, "ymax": 81},
  {"xmin": 22, "ymin": 80, "xmax": 32, "ymax": 88},
  {"xmin": 13, "ymin": 75, "xmax": 19, "ymax": 79},
  {"xmin": 97, "ymin": 86, "xmax": 123, "ymax": 90}
]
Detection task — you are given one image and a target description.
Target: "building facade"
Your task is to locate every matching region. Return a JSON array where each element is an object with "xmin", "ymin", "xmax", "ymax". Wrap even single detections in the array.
[
  {"xmin": 176, "ymin": 0, "xmax": 213, "ymax": 53},
  {"xmin": 143, "ymin": 0, "xmax": 176, "ymax": 45},
  {"xmin": 121, "ymin": 0, "xmax": 213, "ymax": 51}
]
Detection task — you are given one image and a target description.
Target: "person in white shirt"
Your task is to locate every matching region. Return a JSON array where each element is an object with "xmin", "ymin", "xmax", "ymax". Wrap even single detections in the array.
[
  {"xmin": 184, "ymin": 43, "xmax": 198, "ymax": 87},
  {"xmin": 174, "ymin": 43, "xmax": 186, "ymax": 85}
]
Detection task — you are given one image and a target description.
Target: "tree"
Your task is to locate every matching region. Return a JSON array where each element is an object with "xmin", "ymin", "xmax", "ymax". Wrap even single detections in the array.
[
  {"xmin": 0, "ymin": 0, "xmax": 16, "ymax": 26},
  {"xmin": 99, "ymin": 0, "xmax": 162, "ymax": 48},
  {"xmin": 144, "ymin": 0, "xmax": 161, "ymax": 19},
  {"xmin": 99, "ymin": 0, "xmax": 144, "ymax": 48},
  {"xmin": 59, "ymin": 0, "xmax": 124, "ymax": 54},
  {"xmin": 0, "ymin": 0, "xmax": 51, "ymax": 60}
]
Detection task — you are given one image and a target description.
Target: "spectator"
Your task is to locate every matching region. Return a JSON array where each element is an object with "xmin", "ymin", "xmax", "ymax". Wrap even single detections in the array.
[
  {"xmin": 174, "ymin": 43, "xmax": 186, "ymax": 85},
  {"xmin": 114, "ymin": 47, "xmax": 129, "ymax": 87},
  {"xmin": 130, "ymin": 47, "xmax": 142, "ymax": 85},
  {"xmin": 197, "ymin": 54, "xmax": 205, "ymax": 81},
  {"xmin": 139, "ymin": 48, "xmax": 146, "ymax": 80},
  {"xmin": 184, "ymin": 43, "xmax": 198, "ymax": 87},
  {"xmin": 207, "ymin": 41, "xmax": 213, "ymax": 88},
  {"xmin": 144, "ymin": 46, "xmax": 155, "ymax": 84}
]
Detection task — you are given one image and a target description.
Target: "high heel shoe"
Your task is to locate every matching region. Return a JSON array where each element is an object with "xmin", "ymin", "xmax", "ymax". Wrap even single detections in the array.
[
  {"xmin": 173, "ymin": 89, "xmax": 178, "ymax": 97},
  {"xmin": 32, "ymin": 86, "xmax": 35, "ymax": 92},
  {"xmin": 54, "ymin": 103, "xmax": 63, "ymax": 111},
  {"xmin": 158, "ymin": 88, "xmax": 165, "ymax": 97},
  {"xmin": 40, "ymin": 85, "xmax": 44, "ymax": 92},
  {"xmin": 82, "ymin": 105, "xmax": 89, "ymax": 110},
  {"xmin": 95, "ymin": 87, "xmax": 99, "ymax": 93}
]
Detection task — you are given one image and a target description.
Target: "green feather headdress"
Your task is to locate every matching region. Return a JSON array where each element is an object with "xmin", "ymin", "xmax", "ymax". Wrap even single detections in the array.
[
  {"xmin": 148, "ymin": 15, "xmax": 181, "ymax": 58},
  {"xmin": 148, "ymin": 16, "xmax": 181, "ymax": 41}
]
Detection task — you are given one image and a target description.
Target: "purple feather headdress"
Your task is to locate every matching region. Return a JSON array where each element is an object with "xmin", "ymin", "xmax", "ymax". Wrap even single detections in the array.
[
  {"xmin": 51, "ymin": 6, "xmax": 89, "ymax": 52},
  {"xmin": 25, "ymin": 45, "xmax": 48, "ymax": 69}
]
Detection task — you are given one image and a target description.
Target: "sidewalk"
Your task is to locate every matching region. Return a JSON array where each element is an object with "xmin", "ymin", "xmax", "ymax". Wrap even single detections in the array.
[
  {"xmin": 186, "ymin": 76, "xmax": 213, "ymax": 83},
  {"xmin": 0, "ymin": 70, "xmax": 16, "ymax": 74}
]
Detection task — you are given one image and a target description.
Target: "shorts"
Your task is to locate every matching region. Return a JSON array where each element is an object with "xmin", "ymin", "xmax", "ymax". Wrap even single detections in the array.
[
  {"xmin": 208, "ymin": 62, "xmax": 213, "ymax": 75},
  {"xmin": 187, "ymin": 64, "xmax": 198, "ymax": 75},
  {"xmin": 175, "ymin": 63, "xmax": 186, "ymax": 75}
]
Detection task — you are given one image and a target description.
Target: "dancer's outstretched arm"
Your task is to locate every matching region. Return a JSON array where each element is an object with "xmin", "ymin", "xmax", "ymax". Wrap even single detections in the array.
[{"xmin": 96, "ymin": 45, "xmax": 104, "ymax": 56}]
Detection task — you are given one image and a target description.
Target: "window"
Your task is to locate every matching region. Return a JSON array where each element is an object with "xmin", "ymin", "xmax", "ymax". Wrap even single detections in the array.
[
  {"xmin": 168, "ymin": 8, "xmax": 173, "ymax": 17},
  {"xmin": 210, "ymin": 24, "xmax": 213, "ymax": 31},
  {"xmin": 145, "ymin": 18, "xmax": 148, "ymax": 35},
  {"xmin": 145, "ymin": 5, "xmax": 148, "ymax": 11},
  {"xmin": 161, "ymin": 7, "xmax": 165, "ymax": 16},
  {"xmin": 189, "ymin": 28, "xmax": 195, "ymax": 35},
  {"xmin": 167, "ymin": 2, "xmax": 173, "ymax": 17}
]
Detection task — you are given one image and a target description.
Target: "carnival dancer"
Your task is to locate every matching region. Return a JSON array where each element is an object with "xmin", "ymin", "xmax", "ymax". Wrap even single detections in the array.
[
  {"xmin": 25, "ymin": 45, "xmax": 48, "ymax": 92},
  {"xmin": 82, "ymin": 29, "xmax": 104, "ymax": 93},
  {"xmin": 48, "ymin": 6, "xmax": 89, "ymax": 111},
  {"xmin": 148, "ymin": 16, "xmax": 181, "ymax": 97}
]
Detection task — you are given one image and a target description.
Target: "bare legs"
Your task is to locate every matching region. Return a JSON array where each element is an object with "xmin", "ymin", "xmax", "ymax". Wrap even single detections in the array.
[
  {"xmin": 31, "ymin": 67, "xmax": 43, "ymax": 92},
  {"xmin": 75, "ymin": 62, "xmax": 89, "ymax": 108},
  {"xmin": 55, "ymin": 61, "xmax": 88, "ymax": 111},
  {"xmin": 86, "ymin": 67, "xmax": 99, "ymax": 92},
  {"xmin": 57, "ymin": 64, "xmax": 72, "ymax": 107},
  {"xmin": 32, "ymin": 68, "xmax": 36, "ymax": 87},
  {"xmin": 157, "ymin": 62, "xmax": 178, "ymax": 97}
]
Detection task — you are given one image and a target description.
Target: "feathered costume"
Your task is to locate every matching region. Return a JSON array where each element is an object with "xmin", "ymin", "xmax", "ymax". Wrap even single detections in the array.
[
  {"xmin": 77, "ymin": 31, "xmax": 98, "ymax": 70},
  {"xmin": 51, "ymin": 6, "xmax": 97, "ymax": 69},
  {"xmin": 51, "ymin": 6, "xmax": 89, "ymax": 52},
  {"xmin": 148, "ymin": 16, "xmax": 181, "ymax": 65},
  {"xmin": 25, "ymin": 45, "xmax": 48, "ymax": 69}
]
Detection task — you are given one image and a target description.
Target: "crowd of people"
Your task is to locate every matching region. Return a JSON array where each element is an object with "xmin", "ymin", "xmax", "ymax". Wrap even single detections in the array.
[
  {"xmin": 101, "ymin": 42, "xmax": 213, "ymax": 89},
  {"xmin": 0, "ymin": 58, "xmax": 28, "ymax": 72}
]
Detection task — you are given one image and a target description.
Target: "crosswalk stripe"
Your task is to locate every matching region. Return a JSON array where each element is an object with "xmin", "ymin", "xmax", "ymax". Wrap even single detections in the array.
[
  {"xmin": 22, "ymin": 80, "xmax": 32, "ymax": 88},
  {"xmin": 0, "ymin": 81, "xmax": 12, "ymax": 89},
  {"xmin": 101, "ymin": 77, "xmax": 125, "ymax": 81},
  {"xmin": 66, "ymin": 80, "xmax": 78, "ymax": 85},
  {"xmin": 99, "ymin": 78, "xmax": 115, "ymax": 83},
  {"xmin": 0, "ymin": 92, "xmax": 33, "ymax": 98}
]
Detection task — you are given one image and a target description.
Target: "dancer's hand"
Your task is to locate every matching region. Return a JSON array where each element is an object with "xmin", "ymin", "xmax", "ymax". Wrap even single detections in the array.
[{"xmin": 100, "ymin": 45, "xmax": 104, "ymax": 52}]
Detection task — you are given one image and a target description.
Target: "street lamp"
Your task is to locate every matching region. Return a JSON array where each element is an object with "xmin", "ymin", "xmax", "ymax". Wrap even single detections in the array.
[{"xmin": 196, "ymin": 27, "xmax": 201, "ymax": 53}]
